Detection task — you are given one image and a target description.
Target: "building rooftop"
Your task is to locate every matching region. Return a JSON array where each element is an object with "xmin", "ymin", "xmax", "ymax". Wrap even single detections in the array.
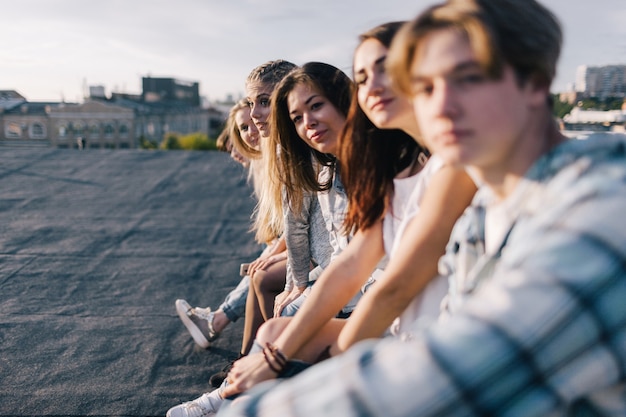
[
  {"xmin": 0, "ymin": 90, "xmax": 27, "ymax": 111},
  {"xmin": 2, "ymin": 101, "xmax": 71, "ymax": 116},
  {"xmin": 0, "ymin": 148, "xmax": 258, "ymax": 416}
]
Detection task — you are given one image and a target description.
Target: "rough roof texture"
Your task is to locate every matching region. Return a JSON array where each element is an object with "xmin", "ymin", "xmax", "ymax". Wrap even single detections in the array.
[{"xmin": 0, "ymin": 148, "xmax": 259, "ymax": 416}]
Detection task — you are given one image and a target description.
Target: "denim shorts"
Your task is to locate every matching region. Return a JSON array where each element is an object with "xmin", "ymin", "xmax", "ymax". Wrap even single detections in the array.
[{"xmin": 278, "ymin": 359, "xmax": 311, "ymax": 378}]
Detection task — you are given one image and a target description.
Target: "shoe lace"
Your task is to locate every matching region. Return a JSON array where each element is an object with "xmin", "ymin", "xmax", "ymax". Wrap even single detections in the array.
[
  {"xmin": 183, "ymin": 393, "xmax": 218, "ymax": 416},
  {"xmin": 188, "ymin": 306, "xmax": 219, "ymax": 340},
  {"xmin": 189, "ymin": 306, "xmax": 212, "ymax": 321}
]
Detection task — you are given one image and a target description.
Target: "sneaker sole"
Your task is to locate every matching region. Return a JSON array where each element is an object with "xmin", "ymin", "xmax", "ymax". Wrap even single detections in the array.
[{"xmin": 175, "ymin": 300, "xmax": 211, "ymax": 349}]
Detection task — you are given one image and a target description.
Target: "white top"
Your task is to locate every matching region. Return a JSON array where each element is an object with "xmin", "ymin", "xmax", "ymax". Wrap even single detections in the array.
[
  {"xmin": 382, "ymin": 171, "xmax": 421, "ymax": 256},
  {"xmin": 484, "ymin": 176, "xmax": 533, "ymax": 255},
  {"xmin": 381, "ymin": 154, "xmax": 449, "ymax": 338}
]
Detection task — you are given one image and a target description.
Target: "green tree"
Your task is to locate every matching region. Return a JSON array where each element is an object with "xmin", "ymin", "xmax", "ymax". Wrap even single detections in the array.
[
  {"xmin": 158, "ymin": 132, "xmax": 217, "ymax": 151},
  {"xmin": 178, "ymin": 132, "xmax": 217, "ymax": 150},
  {"xmin": 139, "ymin": 135, "xmax": 158, "ymax": 149},
  {"xmin": 552, "ymin": 95, "xmax": 625, "ymax": 119},
  {"xmin": 576, "ymin": 97, "xmax": 624, "ymax": 111},
  {"xmin": 160, "ymin": 133, "xmax": 182, "ymax": 150},
  {"xmin": 552, "ymin": 94, "xmax": 574, "ymax": 119}
]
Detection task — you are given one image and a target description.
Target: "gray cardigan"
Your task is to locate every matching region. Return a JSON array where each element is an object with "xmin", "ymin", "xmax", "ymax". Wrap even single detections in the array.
[{"xmin": 284, "ymin": 165, "xmax": 348, "ymax": 291}]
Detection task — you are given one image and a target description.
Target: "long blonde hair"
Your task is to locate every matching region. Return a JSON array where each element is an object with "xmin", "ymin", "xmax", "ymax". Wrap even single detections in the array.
[
  {"xmin": 246, "ymin": 60, "xmax": 297, "ymax": 244},
  {"xmin": 228, "ymin": 99, "xmax": 262, "ymax": 161},
  {"xmin": 251, "ymin": 138, "xmax": 284, "ymax": 244},
  {"xmin": 216, "ymin": 99, "xmax": 277, "ymax": 243}
]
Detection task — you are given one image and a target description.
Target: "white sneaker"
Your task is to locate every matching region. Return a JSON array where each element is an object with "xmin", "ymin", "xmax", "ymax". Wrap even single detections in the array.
[
  {"xmin": 166, "ymin": 390, "xmax": 224, "ymax": 417},
  {"xmin": 175, "ymin": 299, "xmax": 220, "ymax": 349}
]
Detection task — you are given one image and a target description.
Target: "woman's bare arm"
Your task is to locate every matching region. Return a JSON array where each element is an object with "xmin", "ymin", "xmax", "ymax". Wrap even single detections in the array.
[
  {"xmin": 336, "ymin": 166, "xmax": 476, "ymax": 351},
  {"xmin": 222, "ymin": 222, "xmax": 385, "ymax": 397}
]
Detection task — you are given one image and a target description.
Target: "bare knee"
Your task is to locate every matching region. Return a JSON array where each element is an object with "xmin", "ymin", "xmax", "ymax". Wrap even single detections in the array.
[
  {"xmin": 251, "ymin": 270, "xmax": 267, "ymax": 293},
  {"xmin": 256, "ymin": 317, "xmax": 291, "ymax": 344},
  {"xmin": 253, "ymin": 270, "xmax": 281, "ymax": 294}
]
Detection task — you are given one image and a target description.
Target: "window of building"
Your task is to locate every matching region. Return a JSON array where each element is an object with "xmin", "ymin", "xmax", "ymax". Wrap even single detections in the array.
[
  {"xmin": 6, "ymin": 122, "xmax": 22, "ymax": 138},
  {"xmin": 58, "ymin": 123, "xmax": 68, "ymax": 139},
  {"xmin": 74, "ymin": 122, "xmax": 84, "ymax": 136},
  {"xmin": 104, "ymin": 123, "xmax": 114, "ymax": 138},
  {"xmin": 89, "ymin": 124, "xmax": 99, "ymax": 138},
  {"xmin": 30, "ymin": 123, "xmax": 46, "ymax": 139},
  {"xmin": 119, "ymin": 124, "xmax": 129, "ymax": 138}
]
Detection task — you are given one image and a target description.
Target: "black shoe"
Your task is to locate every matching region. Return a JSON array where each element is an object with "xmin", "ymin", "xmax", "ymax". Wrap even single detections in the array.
[
  {"xmin": 209, "ymin": 370, "xmax": 228, "ymax": 388},
  {"xmin": 209, "ymin": 355, "xmax": 242, "ymax": 388}
]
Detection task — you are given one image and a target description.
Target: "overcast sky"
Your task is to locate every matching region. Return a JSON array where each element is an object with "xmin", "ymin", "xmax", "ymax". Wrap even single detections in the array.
[{"xmin": 2, "ymin": 0, "xmax": 625, "ymax": 103}]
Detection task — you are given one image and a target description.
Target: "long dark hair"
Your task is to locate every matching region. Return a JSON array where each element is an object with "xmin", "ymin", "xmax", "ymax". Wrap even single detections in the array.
[
  {"xmin": 269, "ymin": 62, "xmax": 354, "ymax": 215},
  {"xmin": 338, "ymin": 21, "xmax": 429, "ymax": 233}
]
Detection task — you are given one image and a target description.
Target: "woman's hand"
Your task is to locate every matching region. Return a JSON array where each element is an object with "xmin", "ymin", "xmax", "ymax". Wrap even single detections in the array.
[
  {"xmin": 273, "ymin": 287, "xmax": 304, "ymax": 317},
  {"xmin": 273, "ymin": 290, "xmax": 290, "ymax": 314},
  {"xmin": 247, "ymin": 251, "xmax": 286, "ymax": 278},
  {"xmin": 328, "ymin": 341, "xmax": 342, "ymax": 357},
  {"xmin": 221, "ymin": 352, "xmax": 278, "ymax": 398},
  {"xmin": 246, "ymin": 256, "xmax": 265, "ymax": 279}
]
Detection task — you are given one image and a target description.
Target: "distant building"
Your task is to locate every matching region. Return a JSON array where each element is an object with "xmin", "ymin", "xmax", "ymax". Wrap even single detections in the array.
[
  {"xmin": 564, "ymin": 107, "xmax": 626, "ymax": 124},
  {"xmin": 102, "ymin": 76, "xmax": 224, "ymax": 143},
  {"xmin": 142, "ymin": 77, "xmax": 200, "ymax": 107},
  {"xmin": 0, "ymin": 76, "xmax": 226, "ymax": 148},
  {"xmin": 47, "ymin": 100, "xmax": 135, "ymax": 149},
  {"xmin": 558, "ymin": 91, "xmax": 582, "ymax": 105},
  {"xmin": 562, "ymin": 106, "xmax": 626, "ymax": 132},
  {"xmin": 110, "ymin": 97, "xmax": 224, "ymax": 145},
  {"xmin": 575, "ymin": 65, "xmax": 626, "ymax": 99},
  {"xmin": 89, "ymin": 85, "xmax": 107, "ymax": 99},
  {"xmin": 0, "ymin": 90, "xmax": 26, "ymax": 111},
  {"xmin": 1, "ymin": 101, "xmax": 59, "ymax": 144}
]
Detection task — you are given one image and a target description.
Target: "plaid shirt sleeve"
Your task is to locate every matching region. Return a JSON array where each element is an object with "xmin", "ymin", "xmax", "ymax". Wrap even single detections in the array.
[{"xmin": 219, "ymin": 138, "xmax": 626, "ymax": 417}]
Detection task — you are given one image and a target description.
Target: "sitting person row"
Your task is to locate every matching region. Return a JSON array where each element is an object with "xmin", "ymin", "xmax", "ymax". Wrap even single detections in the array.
[
  {"xmin": 166, "ymin": 20, "xmax": 477, "ymax": 417},
  {"xmin": 219, "ymin": 0, "xmax": 626, "ymax": 416},
  {"xmin": 173, "ymin": 57, "xmax": 379, "ymax": 388}
]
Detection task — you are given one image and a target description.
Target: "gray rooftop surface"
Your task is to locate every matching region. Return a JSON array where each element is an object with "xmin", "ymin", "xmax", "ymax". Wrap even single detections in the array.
[{"xmin": 0, "ymin": 148, "xmax": 260, "ymax": 416}]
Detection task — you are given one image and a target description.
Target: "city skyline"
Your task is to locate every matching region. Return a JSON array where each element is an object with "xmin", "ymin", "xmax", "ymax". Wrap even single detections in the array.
[{"xmin": 2, "ymin": 0, "xmax": 625, "ymax": 103}]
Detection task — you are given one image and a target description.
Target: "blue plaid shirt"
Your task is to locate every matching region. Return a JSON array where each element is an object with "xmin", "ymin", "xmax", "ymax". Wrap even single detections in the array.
[{"xmin": 220, "ymin": 133, "xmax": 626, "ymax": 417}]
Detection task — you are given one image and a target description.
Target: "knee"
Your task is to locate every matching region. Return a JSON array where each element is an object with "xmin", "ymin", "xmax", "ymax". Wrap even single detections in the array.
[
  {"xmin": 252, "ymin": 270, "xmax": 276, "ymax": 293},
  {"xmin": 256, "ymin": 317, "xmax": 289, "ymax": 344},
  {"xmin": 251, "ymin": 270, "xmax": 266, "ymax": 292}
]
